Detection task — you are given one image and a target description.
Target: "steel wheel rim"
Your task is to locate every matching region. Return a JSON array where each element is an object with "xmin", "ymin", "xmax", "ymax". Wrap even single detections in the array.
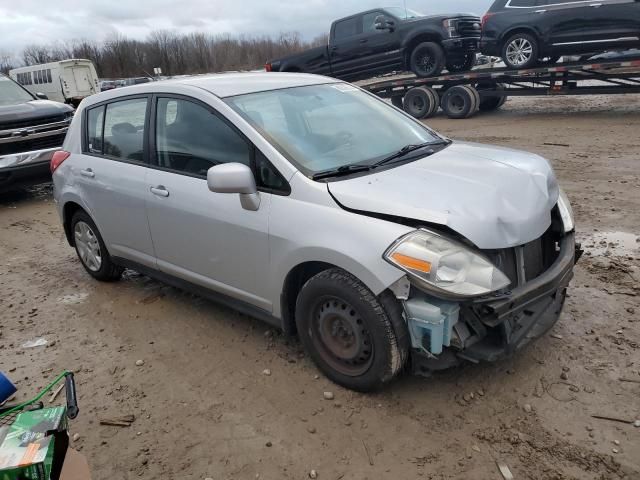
[
  {"xmin": 449, "ymin": 94, "xmax": 466, "ymax": 114},
  {"xmin": 74, "ymin": 221, "xmax": 102, "ymax": 272},
  {"xmin": 410, "ymin": 95, "xmax": 426, "ymax": 114},
  {"xmin": 310, "ymin": 296, "xmax": 374, "ymax": 377},
  {"xmin": 506, "ymin": 38, "xmax": 533, "ymax": 66}
]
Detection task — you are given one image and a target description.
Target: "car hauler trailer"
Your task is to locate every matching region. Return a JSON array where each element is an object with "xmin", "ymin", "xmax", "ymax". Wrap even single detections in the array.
[{"xmin": 361, "ymin": 56, "xmax": 640, "ymax": 119}]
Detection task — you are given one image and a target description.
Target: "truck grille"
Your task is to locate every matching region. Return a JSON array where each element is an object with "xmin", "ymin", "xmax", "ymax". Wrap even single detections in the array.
[
  {"xmin": 0, "ymin": 132, "xmax": 66, "ymax": 156},
  {"xmin": 457, "ymin": 17, "xmax": 482, "ymax": 38},
  {"xmin": 0, "ymin": 114, "xmax": 67, "ymax": 132}
]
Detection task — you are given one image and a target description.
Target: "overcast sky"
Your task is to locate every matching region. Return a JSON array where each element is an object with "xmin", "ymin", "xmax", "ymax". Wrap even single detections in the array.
[{"xmin": 0, "ymin": 0, "xmax": 493, "ymax": 59}]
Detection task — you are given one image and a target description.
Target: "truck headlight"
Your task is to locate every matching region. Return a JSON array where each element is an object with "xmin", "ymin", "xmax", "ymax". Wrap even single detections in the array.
[
  {"xmin": 443, "ymin": 19, "xmax": 459, "ymax": 38},
  {"xmin": 384, "ymin": 230, "xmax": 511, "ymax": 298},
  {"xmin": 557, "ymin": 189, "xmax": 574, "ymax": 233}
]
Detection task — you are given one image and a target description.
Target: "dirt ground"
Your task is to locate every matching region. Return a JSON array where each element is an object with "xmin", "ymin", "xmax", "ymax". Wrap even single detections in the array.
[{"xmin": 1, "ymin": 94, "xmax": 639, "ymax": 480}]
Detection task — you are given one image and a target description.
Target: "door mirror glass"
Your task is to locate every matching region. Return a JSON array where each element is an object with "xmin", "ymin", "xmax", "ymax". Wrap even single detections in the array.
[
  {"xmin": 374, "ymin": 16, "xmax": 386, "ymax": 30},
  {"xmin": 35, "ymin": 92, "xmax": 48, "ymax": 100}
]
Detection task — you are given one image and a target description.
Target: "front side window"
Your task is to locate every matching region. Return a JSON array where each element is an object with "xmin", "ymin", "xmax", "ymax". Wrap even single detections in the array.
[
  {"xmin": 155, "ymin": 97, "xmax": 250, "ymax": 177},
  {"xmin": 225, "ymin": 83, "xmax": 443, "ymax": 177},
  {"xmin": 102, "ymin": 98, "xmax": 148, "ymax": 161},
  {"xmin": 362, "ymin": 12, "xmax": 387, "ymax": 33}
]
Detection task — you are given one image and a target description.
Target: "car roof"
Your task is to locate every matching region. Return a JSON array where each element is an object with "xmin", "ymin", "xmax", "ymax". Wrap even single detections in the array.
[{"xmin": 85, "ymin": 72, "xmax": 340, "ymax": 104}]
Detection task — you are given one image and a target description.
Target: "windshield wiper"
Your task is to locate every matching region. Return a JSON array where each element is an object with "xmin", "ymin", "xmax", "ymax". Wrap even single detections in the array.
[
  {"xmin": 312, "ymin": 164, "xmax": 373, "ymax": 181},
  {"xmin": 373, "ymin": 141, "xmax": 448, "ymax": 168}
]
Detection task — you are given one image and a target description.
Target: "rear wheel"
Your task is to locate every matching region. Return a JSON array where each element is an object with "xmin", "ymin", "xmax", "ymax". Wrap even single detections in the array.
[
  {"xmin": 441, "ymin": 85, "xmax": 479, "ymax": 119},
  {"xmin": 410, "ymin": 42, "xmax": 445, "ymax": 78},
  {"xmin": 295, "ymin": 268, "xmax": 409, "ymax": 392},
  {"xmin": 478, "ymin": 83, "xmax": 508, "ymax": 112},
  {"xmin": 71, "ymin": 211, "xmax": 123, "ymax": 282},
  {"xmin": 446, "ymin": 53, "xmax": 477, "ymax": 73},
  {"xmin": 403, "ymin": 86, "xmax": 439, "ymax": 119},
  {"xmin": 502, "ymin": 32, "xmax": 539, "ymax": 69}
]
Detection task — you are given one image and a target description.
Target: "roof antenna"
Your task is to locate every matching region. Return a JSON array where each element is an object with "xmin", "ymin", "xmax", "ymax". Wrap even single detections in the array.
[{"xmin": 404, "ymin": 0, "xmax": 408, "ymax": 18}]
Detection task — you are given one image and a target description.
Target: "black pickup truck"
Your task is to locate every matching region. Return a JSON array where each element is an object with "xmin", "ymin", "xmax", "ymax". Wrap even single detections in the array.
[
  {"xmin": 266, "ymin": 7, "xmax": 482, "ymax": 80},
  {"xmin": 0, "ymin": 74, "xmax": 73, "ymax": 191}
]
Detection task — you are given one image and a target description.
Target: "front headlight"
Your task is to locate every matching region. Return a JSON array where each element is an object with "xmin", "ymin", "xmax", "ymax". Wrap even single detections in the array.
[
  {"xmin": 384, "ymin": 230, "xmax": 511, "ymax": 298},
  {"xmin": 557, "ymin": 189, "xmax": 574, "ymax": 233},
  {"xmin": 442, "ymin": 19, "xmax": 459, "ymax": 38}
]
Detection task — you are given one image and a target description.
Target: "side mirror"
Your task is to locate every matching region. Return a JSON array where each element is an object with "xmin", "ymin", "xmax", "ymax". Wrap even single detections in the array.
[
  {"xmin": 207, "ymin": 163, "xmax": 261, "ymax": 211},
  {"xmin": 374, "ymin": 16, "xmax": 386, "ymax": 30},
  {"xmin": 35, "ymin": 93, "xmax": 48, "ymax": 100}
]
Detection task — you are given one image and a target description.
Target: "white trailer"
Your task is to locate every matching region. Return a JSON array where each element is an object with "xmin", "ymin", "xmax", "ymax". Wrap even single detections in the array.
[{"xmin": 9, "ymin": 59, "xmax": 99, "ymax": 106}]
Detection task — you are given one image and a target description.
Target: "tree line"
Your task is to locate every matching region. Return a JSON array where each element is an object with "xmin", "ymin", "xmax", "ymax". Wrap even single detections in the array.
[{"xmin": 1, "ymin": 31, "xmax": 328, "ymax": 78}]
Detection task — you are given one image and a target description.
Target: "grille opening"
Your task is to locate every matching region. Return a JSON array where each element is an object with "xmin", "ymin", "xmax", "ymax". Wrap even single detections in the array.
[
  {"xmin": 0, "ymin": 133, "xmax": 66, "ymax": 156},
  {"xmin": 0, "ymin": 115, "xmax": 67, "ymax": 132}
]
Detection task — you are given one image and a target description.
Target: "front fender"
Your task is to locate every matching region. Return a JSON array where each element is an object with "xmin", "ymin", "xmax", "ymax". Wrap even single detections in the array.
[
  {"xmin": 268, "ymin": 176, "xmax": 414, "ymax": 319},
  {"xmin": 401, "ymin": 27, "xmax": 444, "ymax": 50}
]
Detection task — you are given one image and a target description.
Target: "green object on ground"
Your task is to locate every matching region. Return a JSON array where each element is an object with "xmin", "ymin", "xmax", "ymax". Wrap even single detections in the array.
[{"xmin": 0, "ymin": 407, "xmax": 67, "ymax": 480}]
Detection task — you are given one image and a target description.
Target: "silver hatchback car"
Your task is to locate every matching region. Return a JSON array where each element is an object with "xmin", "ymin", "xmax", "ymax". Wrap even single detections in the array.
[{"xmin": 52, "ymin": 73, "xmax": 579, "ymax": 391}]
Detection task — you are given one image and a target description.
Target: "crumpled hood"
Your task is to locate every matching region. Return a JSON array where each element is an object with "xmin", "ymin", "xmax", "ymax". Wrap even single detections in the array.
[
  {"xmin": 0, "ymin": 100, "xmax": 73, "ymax": 126},
  {"xmin": 328, "ymin": 142, "xmax": 559, "ymax": 249}
]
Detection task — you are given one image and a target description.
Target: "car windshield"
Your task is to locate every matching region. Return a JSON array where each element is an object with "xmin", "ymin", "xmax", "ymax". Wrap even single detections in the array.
[
  {"xmin": 225, "ymin": 83, "xmax": 443, "ymax": 176},
  {"xmin": 384, "ymin": 7, "xmax": 424, "ymax": 19},
  {"xmin": 0, "ymin": 76, "xmax": 34, "ymax": 106}
]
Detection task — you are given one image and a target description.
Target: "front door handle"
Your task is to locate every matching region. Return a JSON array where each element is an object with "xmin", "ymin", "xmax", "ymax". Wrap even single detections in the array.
[
  {"xmin": 360, "ymin": 38, "xmax": 368, "ymax": 43},
  {"xmin": 535, "ymin": 9, "xmax": 546, "ymax": 13},
  {"xmin": 150, "ymin": 185, "xmax": 170, "ymax": 197},
  {"xmin": 80, "ymin": 168, "xmax": 95, "ymax": 178},
  {"xmin": 589, "ymin": 2, "xmax": 602, "ymax": 6}
]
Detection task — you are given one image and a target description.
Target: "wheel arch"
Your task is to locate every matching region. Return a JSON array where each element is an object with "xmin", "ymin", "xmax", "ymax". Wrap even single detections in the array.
[
  {"xmin": 499, "ymin": 26, "xmax": 541, "ymax": 47},
  {"xmin": 278, "ymin": 251, "xmax": 405, "ymax": 336},
  {"xmin": 62, "ymin": 200, "xmax": 88, "ymax": 247},
  {"xmin": 403, "ymin": 32, "xmax": 443, "ymax": 66}
]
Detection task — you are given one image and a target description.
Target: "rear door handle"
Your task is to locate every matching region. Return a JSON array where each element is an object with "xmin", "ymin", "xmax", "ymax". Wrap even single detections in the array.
[
  {"xmin": 360, "ymin": 38, "xmax": 368, "ymax": 43},
  {"xmin": 150, "ymin": 185, "xmax": 169, "ymax": 197},
  {"xmin": 80, "ymin": 168, "xmax": 95, "ymax": 178}
]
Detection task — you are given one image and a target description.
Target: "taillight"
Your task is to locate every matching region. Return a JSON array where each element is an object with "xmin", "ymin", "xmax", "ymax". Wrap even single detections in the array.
[
  {"xmin": 50, "ymin": 150, "xmax": 71, "ymax": 173},
  {"xmin": 481, "ymin": 13, "xmax": 495, "ymax": 29},
  {"xmin": 264, "ymin": 63, "xmax": 272, "ymax": 72}
]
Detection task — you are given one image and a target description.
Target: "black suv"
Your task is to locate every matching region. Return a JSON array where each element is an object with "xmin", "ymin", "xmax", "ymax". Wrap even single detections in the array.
[{"xmin": 481, "ymin": 0, "xmax": 640, "ymax": 69}]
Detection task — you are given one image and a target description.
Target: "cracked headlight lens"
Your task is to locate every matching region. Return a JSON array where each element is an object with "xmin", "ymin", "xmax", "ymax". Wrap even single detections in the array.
[
  {"xmin": 384, "ymin": 229, "xmax": 511, "ymax": 298},
  {"xmin": 557, "ymin": 188, "xmax": 574, "ymax": 233}
]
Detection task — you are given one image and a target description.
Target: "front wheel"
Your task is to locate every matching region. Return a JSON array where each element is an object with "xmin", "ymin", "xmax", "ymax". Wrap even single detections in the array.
[
  {"xmin": 502, "ymin": 33, "xmax": 539, "ymax": 69},
  {"xmin": 409, "ymin": 42, "xmax": 445, "ymax": 78},
  {"xmin": 295, "ymin": 269, "xmax": 409, "ymax": 392}
]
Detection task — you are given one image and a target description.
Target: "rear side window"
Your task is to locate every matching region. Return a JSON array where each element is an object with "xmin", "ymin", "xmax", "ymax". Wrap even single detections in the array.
[
  {"xmin": 155, "ymin": 97, "xmax": 250, "ymax": 177},
  {"xmin": 87, "ymin": 106, "xmax": 105, "ymax": 154},
  {"xmin": 102, "ymin": 98, "xmax": 148, "ymax": 161},
  {"xmin": 334, "ymin": 18, "xmax": 359, "ymax": 40}
]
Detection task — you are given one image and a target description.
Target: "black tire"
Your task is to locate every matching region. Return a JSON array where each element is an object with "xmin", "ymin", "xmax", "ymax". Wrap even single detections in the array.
[
  {"xmin": 501, "ymin": 32, "xmax": 539, "ymax": 69},
  {"xmin": 403, "ymin": 86, "xmax": 439, "ymax": 119},
  {"xmin": 391, "ymin": 96, "xmax": 403, "ymax": 109},
  {"xmin": 409, "ymin": 42, "xmax": 445, "ymax": 78},
  {"xmin": 71, "ymin": 210, "xmax": 124, "ymax": 282},
  {"xmin": 441, "ymin": 85, "xmax": 478, "ymax": 119},
  {"xmin": 446, "ymin": 53, "xmax": 477, "ymax": 73},
  {"xmin": 295, "ymin": 268, "xmax": 409, "ymax": 392},
  {"xmin": 478, "ymin": 83, "xmax": 508, "ymax": 112},
  {"xmin": 463, "ymin": 85, "xmax": 480, "ymax": 113}
]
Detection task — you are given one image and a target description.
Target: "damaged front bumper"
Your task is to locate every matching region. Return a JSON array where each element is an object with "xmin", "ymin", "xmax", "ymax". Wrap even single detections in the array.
[{"xmin": 406, "ymin": 232, "xmax": 581, "ymax": 375}]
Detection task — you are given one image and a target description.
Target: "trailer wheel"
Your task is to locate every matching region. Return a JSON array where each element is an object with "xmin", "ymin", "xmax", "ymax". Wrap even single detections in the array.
[
  {"xmin": 441, "ymin": 85, "xmax": 478, "ymax": 119},
  {"xmin": 409, "ymin": 42, "xmax": 445, "ymax": 78},
  {"xmin": 391, "ymin": 96, "xmax": 403, "ymax": 109},
  {"xmin": 403, "ymin": 87, "xmax": 439, "ymax": 119},
  {"xmin": 478, "ymin": 83, "xmax": 508, "ymax": 112}
]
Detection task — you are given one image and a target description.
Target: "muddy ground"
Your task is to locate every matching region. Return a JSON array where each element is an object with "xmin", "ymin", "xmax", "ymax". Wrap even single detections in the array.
[{"xmin": 1, "ymin": 94, "xmax": 639, "ymax": 480}]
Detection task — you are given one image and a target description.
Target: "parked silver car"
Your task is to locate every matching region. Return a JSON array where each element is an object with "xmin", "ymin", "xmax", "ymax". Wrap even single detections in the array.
[{"xmin": 52, "ymin": 73, "xmax": 579, "ymax": 391}]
